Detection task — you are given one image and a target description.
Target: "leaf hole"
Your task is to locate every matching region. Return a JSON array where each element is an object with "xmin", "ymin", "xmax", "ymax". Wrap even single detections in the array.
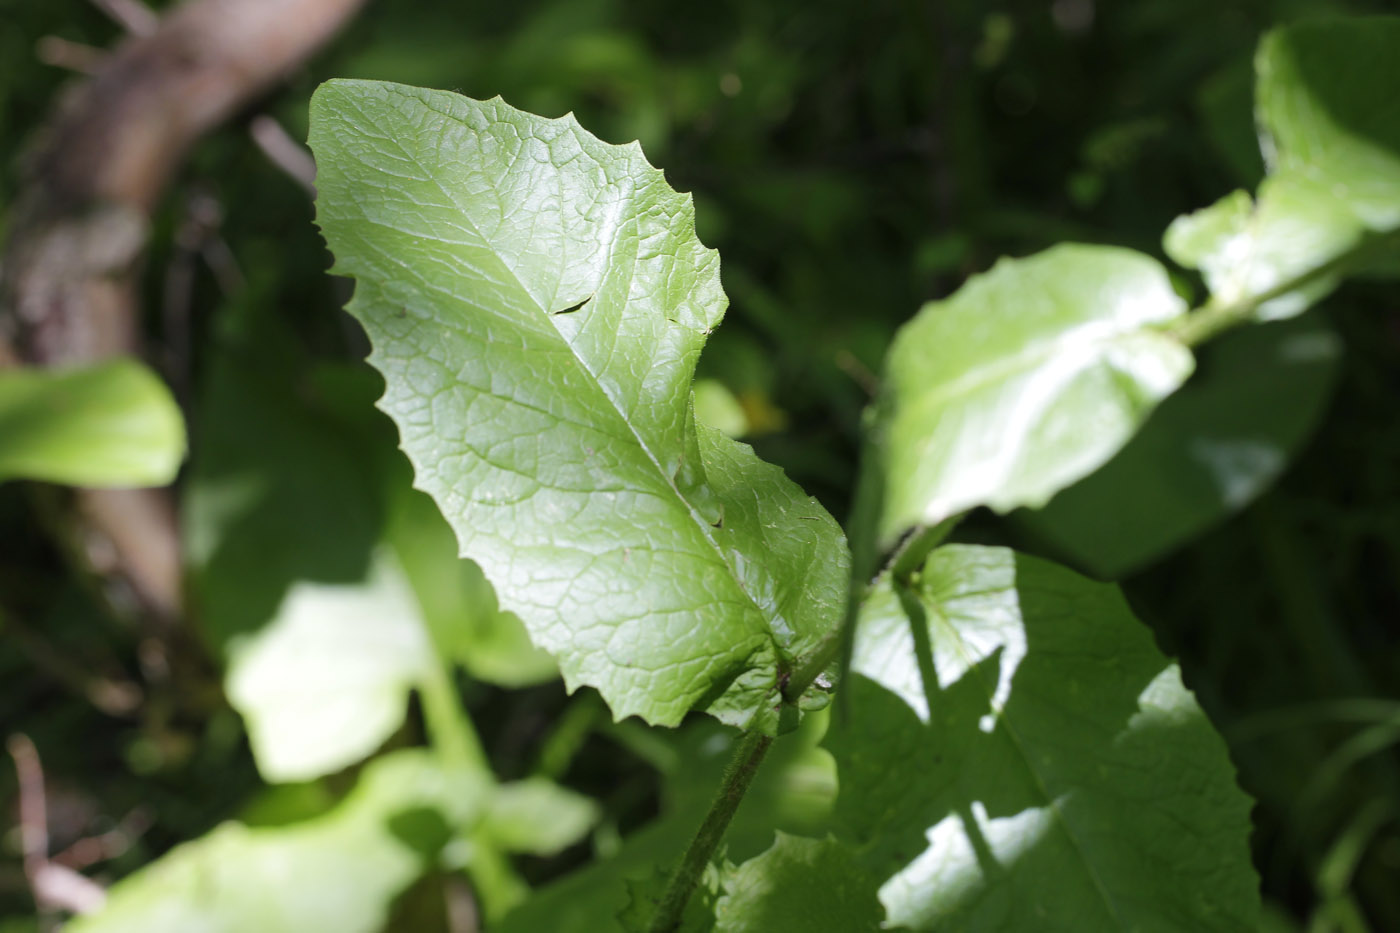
[{"xmin": 552, "ymin": 295, "xmax": 593, "ymax": 315}]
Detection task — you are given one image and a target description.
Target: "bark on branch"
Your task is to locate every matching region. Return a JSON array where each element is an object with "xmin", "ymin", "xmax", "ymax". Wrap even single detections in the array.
[{"xmin": 0, "ymin": 0, "xmax": 366, "ymax": 621}]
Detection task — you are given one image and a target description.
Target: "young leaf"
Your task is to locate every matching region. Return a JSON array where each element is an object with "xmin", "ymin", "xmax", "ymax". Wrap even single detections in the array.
[
  {"xmin": 67, "ymin": 751, "xmax": 486, "ymax": 933},
  {"xmin": 309, "ymin": 80, "xmax": 848, "ymax": 733},
  {"xmin": 825, "ymin": 545, "xmax": 1260, "ymax": 931},
  {"xmin": 1014, "ymin": 315, "xmax": 1339, "ymax": 579},
  {"xmin": 1166, "ymin": 18, "xmax": 1400, "ymax": 320},
  {"xmin": 0, "ymin": 358, "xmax": 184, "ymax": 487},
  {"xmin": 868, "ymin": 244, "xmax": 1192, "ymax": 550}
]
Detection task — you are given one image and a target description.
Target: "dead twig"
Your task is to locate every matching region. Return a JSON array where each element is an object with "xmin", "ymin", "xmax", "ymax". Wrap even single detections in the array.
[{"xmin": 7, "ymin": 735, "xmax": 108, "ymax": 916}]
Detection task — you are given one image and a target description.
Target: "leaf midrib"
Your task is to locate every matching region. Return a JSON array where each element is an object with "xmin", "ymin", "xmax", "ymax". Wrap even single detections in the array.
[
  {"xmin": 927, "ymin": 585, "xmax": 1131, "ymax": 929},
  {"xmin": 352, "ymin": 85, "xmax": 781, "ymax": 665}
]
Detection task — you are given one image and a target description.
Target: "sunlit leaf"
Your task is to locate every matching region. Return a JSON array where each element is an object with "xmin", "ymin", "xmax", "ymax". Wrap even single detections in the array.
[
  {"xmin": 826, "ymin": 545, "xmax": 1259, "ymax": 931},
  {"xmin": 310, "ymin": 80, "xmax": 848, "ymax": 732},
  {"xmin": 1015, "ymin": 315, "xmax": 1339, "ymax": 578},
  {"xmin": 225, "ymin": 550, "xmax": 433, "ymax": 782},
  {"xmin": 1166, "ymin": 18, "xmax": 1400, "ymax": 319},
  {"xmin": 68, "ymin": 751, "xmax": 485, "ymax": 933},
  {"xmin": 870, "ymin": 244, "xmax": 1192, "ymax": 549}
]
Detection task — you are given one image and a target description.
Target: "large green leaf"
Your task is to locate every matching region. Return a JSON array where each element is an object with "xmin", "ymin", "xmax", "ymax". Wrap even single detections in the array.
[
  {"xmin": 870, "ymin": 244, "xmax": 1192, "ymax": 549},
  {"xmin": 68, "ymin": 751, "xmax": 484, "ymax": 933},
  {"xmin": 1166, "ymin": 19, "xmax": 1400, "ymax": 320},
  {"xmin": 310, "ymin": 80, "xmax": 848, "ymax": 733},
  {"xmin": 1015, "ymin": 315, "xmax": 1339, "ymax": 579},
  {"xmin": 825, "ymin": 545, "xmax": 1259, "ymax": 931},
  {"xmin": 0, "ymin": 358, "xmax": 184, "ymax": 487}
]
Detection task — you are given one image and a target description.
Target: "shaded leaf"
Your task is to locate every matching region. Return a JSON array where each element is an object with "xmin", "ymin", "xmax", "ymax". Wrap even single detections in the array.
[
  {"xmin": 870, "ymin": 244, "xmax": 1192, "ymax": 550},
  {"xmin": 481, "ymin": 777, "xmax": 601, "ymax": 856},
  {"xmin": 826, "ymin": 545, "xmax": 1259, "ymax": 931},
  {"xmin": 0, "ymin": 359, "xmax": 184, "ymax": 487},
  {"xmin": 1014, "ymin": 315, "xmax": 1339, "ymax": 578},
  {"xmin": 713, "ymin": 833, "xmax": 885, "ymax": 932},
  {"xmin": 310, "ymin": 80, "xmax": 848, "ymax": 732}
]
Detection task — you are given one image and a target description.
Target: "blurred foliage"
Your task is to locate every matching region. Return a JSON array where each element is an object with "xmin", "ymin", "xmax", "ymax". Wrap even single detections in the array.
[{"xmin": 2, "ymin": 0, "xmax": 1398, "ymax": 930}]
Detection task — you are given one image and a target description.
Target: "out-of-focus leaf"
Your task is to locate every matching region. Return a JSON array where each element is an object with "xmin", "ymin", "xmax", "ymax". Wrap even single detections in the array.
[
  {"xmin": 1166, "ymin": 18, "xmax": 1400, "ymax": 320},
  {"xmin": 869, "ymin": 244, "xmax": 1192, "ymax": 549},
  {"xmin": 68, "ymin": 751, "xmax": 485, "ymax": 933},
  {"xmin": 480, "ymin": 777, "xmax": 601, "ymax": 856},
  {"xmin": 0, "ymin": 359, "xmax": 184, "ymax": 487},
  {"xmin": 225, "ymin": 550, "xmax": 433, "ymax": 782},
  {"xmin": 310, "ymin": 80, "xmax": 848, "ymax": 733},
  {"xmin": 825, "ymin": 545, "xmax": 1260, "ymax": 931},
  {"xmin": 1015, "ymin": 315, "xmax": 1339, "ymax": 579}
]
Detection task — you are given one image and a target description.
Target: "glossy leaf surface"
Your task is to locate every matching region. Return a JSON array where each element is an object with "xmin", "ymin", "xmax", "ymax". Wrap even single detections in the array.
[
  {"xmin": 310, "ymin": 80, "xmax": 848, "ymax": 732},
  {"xmin": 825, "ymin": 545, "xmax": 1259, "ymax": 931},
  {"xmin": 871, "ymin": 244, "xmax": 1192, "ymax": 549},
  {"xmin": 0, "ymin": 358, "xmax": 184, "ymax": 487}
]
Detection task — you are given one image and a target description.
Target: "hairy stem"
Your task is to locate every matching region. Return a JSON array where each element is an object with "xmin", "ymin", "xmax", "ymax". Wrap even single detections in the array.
[{"xmin": 646, "ymin": 730, "xmax": 773, "ymax": 933}]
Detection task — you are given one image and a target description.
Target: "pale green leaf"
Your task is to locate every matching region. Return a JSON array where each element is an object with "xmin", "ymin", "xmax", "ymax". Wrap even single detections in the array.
[
  {"xmin": 1015, "ymin": 315, "xmax": 1339, "ymax": 578},
  {"xmin": 481, "ymin": 777, "xmax": 601, "ymax": 856},
  {"xmin": 1166, "ymin": 19, "xmax": 1400, "ymax": 320},
  {"xmin": 0, "ymin": 358, "xmax": 184, "ymax": 487},
  {"xmin": 225, "ymin": 550, "xmax": 433, "ymax": 782},
  {"xmin": 1258, "ymin": 18, "xmax": 1400, "ymax": 232},
  {"xmin": 387, "ymin": 483, "xmax": 557, "ymax": 687},
  {"xmin": 309, "ymin": 80, "xmax": 848, "ymax": 732},
  {"xmin": 713, "ymin": 833, "xmax": 885, "ymax": 932},
  {"xmin": 826, "ymin": 545, "xmax": 1259, "ymax": 931},
  {"xmin": 68, "ymin": 751, "xmax": 486, "ymax": 933},
  {"xmin": 871, "ymin": 244, "xmax": 1192, "ymax": 548}
]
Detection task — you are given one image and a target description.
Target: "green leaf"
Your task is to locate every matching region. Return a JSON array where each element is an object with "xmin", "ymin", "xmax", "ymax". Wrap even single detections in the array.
[
  {"xmin": 870, "ymin": 244, "xmax": 1192, "ymax": 549},
  {"xmin": 309, "ymin": 80, "xmax": 848, "ymax": 733},
  {"xmin": 225, "ymin": 550, "xmax": 434, "ymax": 782},
  {"xmin": 480, "ymin": 777, "xmax": 601, "ymax": 856},
  {"xmin": 713, "ymin": 833, "xmax": 885, "ymax": 932},
  {"xmin": 1014, "ymin": 315, "xmax": 1339, "ymax": 578},
  {"xmin": 0, "ymin": 358, "xmax": 184, "ymax": 487},
  {"xmin": 1166, "ymin": 18, "xmax": 1400, "ymax": 320},
  {"xmin": 1258, "ymin": 18, "xmax": 1400, "ymax": 232},
  {"xmin": 68, "ymin": 750, "xmax": 485, "ymax": 933},
  {"xmin": 387, "ymin": 482, "xmax": 557, "ymax": 688},
  {"xmin": 825, "ymin": 545, "xmax": 1260, "ymax": 931}
]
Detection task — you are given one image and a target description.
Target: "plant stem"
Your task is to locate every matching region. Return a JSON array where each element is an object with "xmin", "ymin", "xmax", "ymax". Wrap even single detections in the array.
[
  {"xmin": 1165, "ymin": 229, "xmax": 1400, "ymax": 347},
  {"xmin": 646, "ymin": 730, "xmax": 773, "ymax": 933},
  {"xmin": 418, "ymin": 659, "xmax": 487, "ymax": 773},
  {"xmin": 417, "ymin": 662, "xmax": 529, "ymax": 920}
]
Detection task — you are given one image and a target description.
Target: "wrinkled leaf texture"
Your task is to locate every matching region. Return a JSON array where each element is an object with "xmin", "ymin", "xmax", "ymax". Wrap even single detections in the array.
[{"xmin": 310, "ymin": 81, "xmax": 849, "ymax": 733}]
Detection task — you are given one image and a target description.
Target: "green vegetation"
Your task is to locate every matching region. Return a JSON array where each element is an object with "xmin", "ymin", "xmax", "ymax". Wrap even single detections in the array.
[{"xmin": 3, "ymin": 3, "xmax": 1398, "ymax": 931}]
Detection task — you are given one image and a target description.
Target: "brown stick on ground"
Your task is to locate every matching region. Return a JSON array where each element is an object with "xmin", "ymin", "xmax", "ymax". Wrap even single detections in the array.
[{"xmin": 0, "ymin": 0, "xmax": 367, "ymax": 620}]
